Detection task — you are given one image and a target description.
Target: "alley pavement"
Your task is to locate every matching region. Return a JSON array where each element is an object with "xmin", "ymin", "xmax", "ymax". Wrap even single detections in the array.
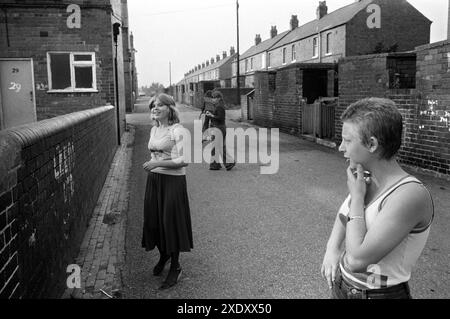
[{"xmin": 64, "ymin": 96, "xmax": 450, "ymax": 299}]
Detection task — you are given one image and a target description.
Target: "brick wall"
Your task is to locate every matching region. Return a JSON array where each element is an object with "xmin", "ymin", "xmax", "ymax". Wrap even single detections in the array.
[
  {"xmin": 0, "ymin": 105, "xmax": 117, "ymax": 298},
  {"xmin": 0, "ymin": 1, "xmax": 127, "ymax": 137},
  {"xmin": 337, "ymin": 54, "xmax": 391, "ymax": 140},
  {"xmin": 346, "ymin": 0, "xmax": 431, "ymax": 56},
  {"xmin": 338, "ymin": 43, "xmax": 450, "ymax": 178},
  {"xmin": 411, "ymin": 40, "xmax": 450, "ymax": 176},
  {"xmin": 253, "ymin": 67, "xmax": 303, "ymax": 135},
  {"xmin": 253, "ymin": 64, "xmax": 336, "ymax": 135}
]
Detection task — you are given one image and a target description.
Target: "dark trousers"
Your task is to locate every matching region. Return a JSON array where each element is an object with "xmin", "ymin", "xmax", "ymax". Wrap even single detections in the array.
[
  {"xmin": 331, "ymin": 267, "xmax": 412, "ymax": 299},
  {"xmin": 209, "ymin": 126, "xmax": 233, "ymax": 168}
]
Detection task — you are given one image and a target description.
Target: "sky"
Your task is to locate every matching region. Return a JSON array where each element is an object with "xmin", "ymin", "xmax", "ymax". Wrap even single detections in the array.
[{"xmin": 127, "ymin": 0, "xmax": 449, "ymax": 88}]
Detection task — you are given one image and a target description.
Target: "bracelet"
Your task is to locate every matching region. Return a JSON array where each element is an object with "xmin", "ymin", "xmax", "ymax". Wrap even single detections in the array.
[{"xmin": 347, "ymin": 216, "xmax": 365, "ymax": 222}]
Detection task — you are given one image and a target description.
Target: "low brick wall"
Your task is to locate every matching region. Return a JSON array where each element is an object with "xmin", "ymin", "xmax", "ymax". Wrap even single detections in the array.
[
  {"xmin": 338, "ymin": 45, "xmax": 450, "ymax": 178},
  {"xmin": 0, "ymin": 106, "xmax": 117, "ymax": 298}
]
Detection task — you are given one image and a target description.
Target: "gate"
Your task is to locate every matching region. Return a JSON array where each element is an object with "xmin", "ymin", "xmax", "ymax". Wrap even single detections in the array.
[{"xmin": 301, "ymin": 97, "xmax": 337, "ymax": 140}]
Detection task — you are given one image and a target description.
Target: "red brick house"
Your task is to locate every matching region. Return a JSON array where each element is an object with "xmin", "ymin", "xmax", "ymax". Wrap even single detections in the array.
[
  {"xmin": 0, "ymin": 0, "xmax": 136, "ymax": 141},
  {"xmin": 268, "ymin": 0, "xmax": 431, "ymax": 68}
]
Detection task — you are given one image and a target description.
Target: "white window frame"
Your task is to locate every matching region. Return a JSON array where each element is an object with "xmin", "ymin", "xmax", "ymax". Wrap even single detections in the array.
[
  {"xmin": 250, "ymin": 57, "xmax": 254, "ymax": 71},
  {"xmin": 245, "ymin": 59, "xmax": 249, "ymax": 72},
  {"xmin": 291, "ymin": 44, "xmax": 296, "ymax": 62},
  {"xmin": 313, "ymin": 37, "xmax": 319, "ymax": 58},
  {"xmin": 261, "ymin": 53, "xmax": 266, "ymax": 69},
  {"xmin": 282, "ymin": 47, "xmax": 287, "ymax": 65},
  {"xmin": 47, "ymin": 52, "xmax": 97, "ymax": 93},
  {"xmin": 325, "ymin": 33, "xmax": 332, "ymax": 55},
  {"xmin": 268, "ymin": 52, "xmax": 272, "ymax": 68}
]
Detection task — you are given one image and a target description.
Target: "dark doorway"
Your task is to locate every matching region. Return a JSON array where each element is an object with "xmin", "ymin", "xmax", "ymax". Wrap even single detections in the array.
[{"xmin": 303, "ymin": 69, "xmax": 328, "ymax": 104}]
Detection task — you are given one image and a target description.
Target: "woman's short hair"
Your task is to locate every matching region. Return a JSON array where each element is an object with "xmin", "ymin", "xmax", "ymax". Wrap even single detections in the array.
[
  {"xmin": 153, "ymin": 93, "xmax": 180, "ymax": 126},
  {"xmin": 204, "ymin": 90, "xmax": 213, "ymax": 98},
  {"xmin": 341, "ymin": 98, "xmax": 403, "ymax": 160}
]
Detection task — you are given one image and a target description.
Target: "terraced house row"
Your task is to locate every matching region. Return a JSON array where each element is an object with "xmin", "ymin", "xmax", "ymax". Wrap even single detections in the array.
[
  {"xmin": 175, "ymin": 0, "xmax": 430, "ymax": 105},
  {"xmin": 175, "ymin": 0, "xmax": 450, "ymax": 179}
]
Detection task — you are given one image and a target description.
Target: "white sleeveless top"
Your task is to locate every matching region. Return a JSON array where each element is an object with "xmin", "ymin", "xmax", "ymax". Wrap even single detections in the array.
[
  {"xmin": 148, "ymin": 124, "xmax": 186, "ymax": 176},
  {"xmin": 338, "ymin": 175, "xmax": 434, "ymax": 289}
]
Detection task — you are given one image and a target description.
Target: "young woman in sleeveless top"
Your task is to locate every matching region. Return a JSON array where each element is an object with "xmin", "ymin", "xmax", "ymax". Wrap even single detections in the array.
[
  {"xmin": 321, "ymin": 98, "xmax": 434, "ymax": 299},
  {"xmin": 142, "ymin": 93, "xmax": 193, "ymax": 290}
]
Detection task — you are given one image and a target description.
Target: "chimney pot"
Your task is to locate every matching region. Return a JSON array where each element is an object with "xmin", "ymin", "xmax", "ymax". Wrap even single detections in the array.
[
  {"xmin": 230, "ymin": 46, "xmax": 235, "ymax": 55},
  {"xmin": 290, "ymin": 15, "xmax": 299, "ymax": 30},
  {"xmin": 223, "ymin": 51, "xmax": 228, "ymax": 59},
  {"xmin": 317, "ymin": 1, "xmax": 328, "ymax": 19},
  {"xmin": 270, "ymin": 26, "xmax": 278, "ymax": 38},
  {"xmin": 255, "ymin": 34, "xmax": 262, "ymax": 45}
]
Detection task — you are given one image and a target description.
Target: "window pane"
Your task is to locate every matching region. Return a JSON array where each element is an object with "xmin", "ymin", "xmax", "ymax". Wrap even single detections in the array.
[
  {"xmin": 50, "ymin": 53, "xmax": 71, "ymax": 90},
  {"xmin": 74, "ymin": 54, "xmax": 92, "ymax": 61},
  {"xmin": 74, "ymin": 66, "xmax": 93, "ymax": 89}
]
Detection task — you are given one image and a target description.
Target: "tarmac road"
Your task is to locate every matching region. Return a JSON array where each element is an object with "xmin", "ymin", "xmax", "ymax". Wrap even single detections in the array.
[{"xmin": 122, "ymin": 97, "xmax": 450, "ymax": 299}]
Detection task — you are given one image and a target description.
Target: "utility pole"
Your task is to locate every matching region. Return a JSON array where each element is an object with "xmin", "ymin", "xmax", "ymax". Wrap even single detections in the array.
[
  {"xmin": 236, "ymin": 0, "xmax": 241, "ymax": 106},
  {"xmin": 169, "ymin": 62, "xmax": 172, "ymax": 88}
]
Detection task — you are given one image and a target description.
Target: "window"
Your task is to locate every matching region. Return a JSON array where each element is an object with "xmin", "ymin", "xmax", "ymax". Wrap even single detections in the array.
[
  {"xmin": 313, "ymin": 38, "xmax": 318, "ymax": 57},
  {"xmin": 282, "ymin": 48, "xmax": 287, "ymax": 64},
  {"xmin": 292, "ymin": 44, "xmax": 296, "ymax": 62},
  {"xmin": 47, "ymin": 52, "xmax": 97, "ymax": 92},
  {"xmin": 245, "ymin": 59, "xmax": 248, "ymax": 72},
  {"xmin": 268, "ymin": 53, "xmax": 272, "ymax": 68},
  {"xmin": 326, "ymin": 33, "xmax": 332, "ymax": 54},
  {"xmin": 250, "ymin": 57, "xmax": 254, "ymax": 70}
]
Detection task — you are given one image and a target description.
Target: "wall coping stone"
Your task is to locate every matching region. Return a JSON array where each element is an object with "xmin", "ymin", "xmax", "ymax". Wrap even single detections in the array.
[
  {"xmin": 3, "ymin": 106, "xmax": 114, "ymax": 149},
  {"xmin": 415, "ymin": 39, "xmax": 450, "ymax": 52}
]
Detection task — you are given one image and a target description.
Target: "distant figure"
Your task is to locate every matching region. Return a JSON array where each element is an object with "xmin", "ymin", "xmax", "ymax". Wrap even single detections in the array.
[
  {"xmin": 142, "ymin": 93, "xmax": 193, "ymax": 290},
  {"xmin": 200, "ymin": 90, "xmax": 213, "ymax": 133},
  {"xmin": 321, "ymin": 98, "xmax": 434, "ymax": 299},
  {"xmin": 205, "ymin": 90, "xmax": 236, "ymax": 171}
]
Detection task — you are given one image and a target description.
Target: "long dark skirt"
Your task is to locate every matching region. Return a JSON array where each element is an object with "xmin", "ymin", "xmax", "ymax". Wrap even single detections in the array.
[{"xmin": 142, "ymin": 172, "xmax": 193, "ymax": 253}]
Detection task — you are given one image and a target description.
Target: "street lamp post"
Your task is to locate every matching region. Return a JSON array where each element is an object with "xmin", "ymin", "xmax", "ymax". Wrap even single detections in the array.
[{"xmin": 236, "ymin": 0, "xmax": 241, "ymax": 106}]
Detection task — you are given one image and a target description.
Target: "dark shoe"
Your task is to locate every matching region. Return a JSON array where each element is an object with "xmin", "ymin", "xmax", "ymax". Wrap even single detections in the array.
[
  {"xmin": 153, "ymin": 255, "xmax": 170, "ymax": 276},
  {"xmin": 159, "ymin": 267, "xmax": 182, "ymax": 290},
  {"xmin": 225, "ymin": 162, "xmax": 236, "ymax": 171},
  {"xmin": 209, "ymin": 165, "xmax": 221, "ymax": 170}
]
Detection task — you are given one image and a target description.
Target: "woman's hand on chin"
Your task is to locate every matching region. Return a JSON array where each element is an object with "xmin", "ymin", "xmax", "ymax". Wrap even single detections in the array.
[{"xmin": 346, "ymin": 164, "xmax": 367, "ymax": 201}]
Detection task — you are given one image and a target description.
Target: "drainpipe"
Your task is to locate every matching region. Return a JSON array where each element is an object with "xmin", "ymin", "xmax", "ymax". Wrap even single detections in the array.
[
  {"xmin": 1, "ymin": 8, "xmax": 10, "ymax": 47},
  {"xmin": 113, "ymin": 22, "xmax": 121, "ymax": 146}
]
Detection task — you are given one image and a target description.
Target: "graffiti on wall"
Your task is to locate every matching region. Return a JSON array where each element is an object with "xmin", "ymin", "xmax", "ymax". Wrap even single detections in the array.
[
  {"xmin": 53, "ymin": 142, "xmax": 75, "ymax": 203},
  {"xmin": 419, "ymin": 100, "xmax": 450, "ymax": 132}
]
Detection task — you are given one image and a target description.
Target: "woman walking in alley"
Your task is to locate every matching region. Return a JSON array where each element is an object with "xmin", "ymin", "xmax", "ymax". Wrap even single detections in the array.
[
  {"xmin": 142, "ymin": 93, "xmax": 193, "ymax": 290},
  {"xmin": 321, "ymin": 98, "xmax": 434, "ymax": 299}
]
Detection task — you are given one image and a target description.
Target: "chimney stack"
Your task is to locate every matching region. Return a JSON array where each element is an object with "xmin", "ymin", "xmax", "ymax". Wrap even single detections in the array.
[
  {"xmin": 206, "ymin": 60, "xmax": 210, "ymax": 66},
  {"xmin": 290, "ymin": 15, "xmax": 299, "ymax": 30},
  {"xmin": 211, "ymin": 57, "xmax": 215, "ymax": 65},
  {"xmin": 317, "ymin": 1, "xmax": 328, "ymax": 19},
  {"xmin": 202, "ymin": 63, "xmax": 205, "ymax": 68},
  {"xmin": 270, "ymin": 26, "xmax": 278, "ymax": 39},
  {"xmin": 255, "ymin": 34, "xmax": 262, "ymax": 45},
  {"xmin": 223, "ymin": 51, "xmax": 228, "ymax": 59},
  {"xmin": 216, "ymin": 54, "xmax": 221, "ymax": 62},
  {"xmin": 230, "ymin": 46, "xmax": 235, "ymax": 55}
]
